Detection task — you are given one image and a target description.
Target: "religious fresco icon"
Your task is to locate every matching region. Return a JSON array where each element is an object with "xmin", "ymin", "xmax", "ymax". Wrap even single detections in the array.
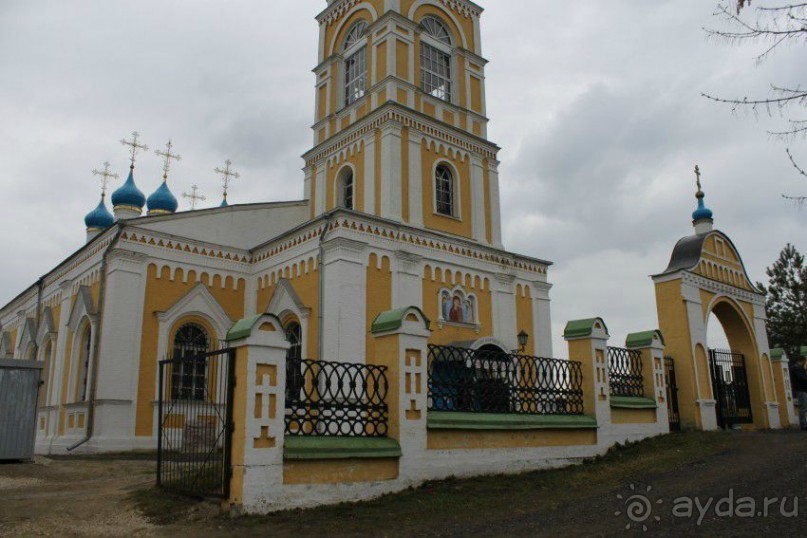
[{"xmin": 440, "ymin": 288, "xmax": 476, "ymax": 325}]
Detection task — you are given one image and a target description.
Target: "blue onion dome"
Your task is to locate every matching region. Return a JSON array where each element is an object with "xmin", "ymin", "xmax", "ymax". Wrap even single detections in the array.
[
  {"xmin": 84, "ymin": 196, "xmax": 114, "ymax": 230},
  {"xmin": 692, "ymin": 192, "xmax": 713, "ymax": 221},
  {"xmin": 147, "ymin": 181, "xmax": 179, "ymax": 215},
  {"xmin": 111, "ymin": 167, "xmax": 146, "ymax": 210},
  {"xmin": 220, "ymin": 198, "xmax": 229, "ymax": 208}
]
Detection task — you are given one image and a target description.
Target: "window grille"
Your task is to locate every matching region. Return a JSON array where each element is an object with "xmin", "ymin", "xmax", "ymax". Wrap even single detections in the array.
[
  {"xmin": 344, "ymin": 21, "xmax": 368, "ymax": 106},
  {"xmin": 421, "ymin": 42, "xmax": 452, "ymax": 101},
  {"xmin": 422, "ymin": 16, "xmax": 452, "ymax": 45},
  {"xmin": 345, "ymin": 48, "xmax": 367, "ymax": 105},
  {"xmin": 171, "ymin": 323, "xmax": 210, "ymax": 401},
  {"xmin": 435, "ymin": 165, "xmax": 455, "ymax": 216}
]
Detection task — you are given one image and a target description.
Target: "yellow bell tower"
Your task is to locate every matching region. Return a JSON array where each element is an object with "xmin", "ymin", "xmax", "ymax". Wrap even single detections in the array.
[{"xmin": 304, "ymin": 0, "xmax": 502, "ymax": 247}]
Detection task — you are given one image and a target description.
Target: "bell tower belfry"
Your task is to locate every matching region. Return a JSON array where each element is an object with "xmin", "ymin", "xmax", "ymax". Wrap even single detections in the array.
[{"xmin": 304, "ymin": 0, "xmax": 503, "ymax": 248}]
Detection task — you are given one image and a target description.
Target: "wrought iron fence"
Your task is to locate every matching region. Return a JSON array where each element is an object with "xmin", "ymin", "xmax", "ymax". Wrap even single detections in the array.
[
  {"xmin": 285, "ymin": 358, "xmax": 389, "ymax": 437},
  {"xmin": 607, "ymin": 347, "xmax": 645, "ymax": 397},
  {"xmin": 157, "ymin": 347, "xmax": 235, "ymax": 499},
  {"xmin": 427, "ymin": 345, "xmax": 585, "ymax": 415},
  {"xmin": 709, "ymin": 349, "xmax": 753, "ymax": 429},
  {"xmin": 664, "ymin": 356, "xmax": 681, "ymax": 432}
]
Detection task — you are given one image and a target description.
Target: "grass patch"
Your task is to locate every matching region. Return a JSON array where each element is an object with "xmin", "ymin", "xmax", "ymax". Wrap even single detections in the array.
[{"xmin": 131, "ymin": 487, "xmax": 207, "ymax": 526}]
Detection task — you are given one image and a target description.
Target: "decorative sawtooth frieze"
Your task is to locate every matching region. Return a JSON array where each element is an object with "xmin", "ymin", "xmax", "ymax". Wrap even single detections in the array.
[
  {"xmin": 438, "ymin": 0, "xmax": 482, "ymax": 19},
  {"xmin": 120, "ymin": 231, "xmax": 252, "ymax": 264},
  {"xmin": 304, "ymin": 105, "xmax": 498, "ymax": 166},
  {"xmin": 682, "ymin": 271, "xmax": 764, "ymax": 307}
]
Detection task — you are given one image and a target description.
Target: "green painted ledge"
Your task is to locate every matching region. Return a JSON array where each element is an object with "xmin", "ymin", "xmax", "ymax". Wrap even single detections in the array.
[
  {"xmin": 427, "ymin": 411, "xmax": 598, "ymax": 430},
  {"xmin": 284, "ymin": 437, "xmax": 402, "ymax": 460},
  {"xmin": 610, "ymin": 396, "xmax": 658, "ymax": 409},
  {"xmin": 770, "ymin": 348, "xmax": 785, "ymax": 360}
]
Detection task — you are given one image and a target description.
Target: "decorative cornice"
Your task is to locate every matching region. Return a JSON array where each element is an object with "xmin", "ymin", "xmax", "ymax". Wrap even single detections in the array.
[
  {"xmin": 682, "ymin": 271, "xmax": 765, "ymax": 307},
  {"xmin": 304, "ymin": 102, "xmax": 499, "ymax": 165}
]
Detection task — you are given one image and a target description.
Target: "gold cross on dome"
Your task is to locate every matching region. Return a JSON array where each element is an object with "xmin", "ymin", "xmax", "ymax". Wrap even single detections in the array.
[
  {"xmin": 182, "ymin": 184, "xmax": 206, "ymax": 210},
  {"xmin": 214, "ymin": 159, "xmax": 240, "ymax": 201},
  {"xmin": 120, "ymin": 131, "xmax": 149, "ymax": 169},
  {"xmin": 92, "ymin": 161, "xmax": 119, "ymax": 197},
  {"xmin": 155, "ymin": 140, "xmax": 182, "ymax": 181},
  {"xmin": 695, "ymin": 165, "xmax": 702, "ymax": 192}
]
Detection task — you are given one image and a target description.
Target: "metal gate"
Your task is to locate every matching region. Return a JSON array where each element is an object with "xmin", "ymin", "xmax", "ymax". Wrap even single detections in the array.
[
  {"xmin": 708, "ymin": 349, "xmax": 753, "ymax": 429},
  {"xmin": 664, "ymin": 356, "xmax": 680, "ymax": 432},
  {"xmin": 157, "ymin": 347, "xmax": 235, "ymax": 498},
  {"xmin": 0, "ymin": 359, "xmax": 44, "ymax": 460}
]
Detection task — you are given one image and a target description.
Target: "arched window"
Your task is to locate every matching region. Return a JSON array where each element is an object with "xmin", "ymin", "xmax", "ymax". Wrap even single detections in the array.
[
  {"xmin": 39, "ymin": 340, "xmax": 53, "ymax": 407},
  {"xmin": 76, "ymin": 326, "xmax": 92, "ymax": 402},
  {"xmin": 435, "ymin": 164, "xmax": 455, "ymax": 216},
  {"xmin": 171, "ymin": 323, "xmax": 210, "ymax": 401},
  {"xmin": 343, "ymin": 21, "xmax": 368, "ymax": 106},
  {"xmin": 337, "ymin": 168, "xmax": 355, "ymax": 210},
  {"xmin": 420, "ymin": 16, "xmax": 452, "ymax": 101},
  {"xmin": 284, "ymin": 322, "xmax": 304, "ymax": 402}
]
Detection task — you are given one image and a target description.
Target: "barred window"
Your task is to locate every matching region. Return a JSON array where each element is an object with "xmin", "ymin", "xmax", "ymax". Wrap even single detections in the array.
[
  {"xmin": 435, "ymin": 165, "xmax": 455, "ymax": 216},
  {"xmin": 339, "ymin": 169, "xmax": 354, "ymax": 210},
  {"xmin": 421, "ymin": 42, "xmax": 452, "ymax": 102},
  {"xmin": 171, "ymin": 323, "xmax": 210, "ymax": 401},
  {"xmin": 344, "ymin": 21, "xmax": 368, "ymax": 106}
]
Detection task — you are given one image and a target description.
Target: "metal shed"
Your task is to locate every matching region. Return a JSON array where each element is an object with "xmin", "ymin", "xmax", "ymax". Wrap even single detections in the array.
[{"xmin": 0, "ymin": 359, "xmax": 43, "ymax": 461}]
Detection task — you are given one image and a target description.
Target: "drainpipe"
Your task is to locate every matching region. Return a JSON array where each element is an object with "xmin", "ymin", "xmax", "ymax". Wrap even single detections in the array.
[
  {"xmin": 68, "ymin": 224, "xmax": 125, "ymax": 452},
  {"xmin": 33, "ymin": 277, "xmax": 44, "ymax": 360},
  {"xmin": 317, "ymin": 213, "xmax": 333, "ymax": 360}
]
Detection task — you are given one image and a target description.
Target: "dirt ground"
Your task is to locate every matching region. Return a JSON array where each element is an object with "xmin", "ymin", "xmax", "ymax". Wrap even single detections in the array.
[{"xmin": 2, "ymin": 430, "xmax": 807, "ymax": 537}]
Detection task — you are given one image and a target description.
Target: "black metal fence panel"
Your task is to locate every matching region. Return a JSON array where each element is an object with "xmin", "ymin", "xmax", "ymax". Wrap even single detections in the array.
[
  {"xmin": 608, "ymin": 347, "xmax": 645, "ymax": 397},
  {"xmin": 285, "ymin": 358, "xmax": 389, "ymax": 437},
  {"xmin": 157, "ymin": 347, "xmax": 235, "ymax": 499},
  {"xmin": 664, "ymin": 356, "xmax": 681, "ymax": 432},
  {"xmin": 427, "ymin": 345, "xmax": 585, "ymax": 415},
  {"xmin": 709, "ymin": 349, "xmax": 753, "ymax": 429}
]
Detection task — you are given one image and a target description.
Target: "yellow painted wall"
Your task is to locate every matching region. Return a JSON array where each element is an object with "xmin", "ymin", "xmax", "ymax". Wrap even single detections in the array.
[
  {"xmin": 611, "ymin": 408, "xmax": 657, "ymax": 425},
  {"xmin": 654, "ymin": 279, "xmax": 701, "ymax": 428},
  {"xmin": 421, "ymin": 141, "xmax": 473, "ymax": 239},
  {"xmin": 135, "ymin": 265, "xmax": 246, "ymax": 437},
  {"xmin": 283, "ymin": 458, "xmax": 398, "ymax": 484},
  {"xmin": 422, "ymin": 266, "xmax": 492, "ymax": 346},
  {"xmin": 427, "ymin": 429, "xmax": 596, "ymax": 450},
  {"xmin": 515, "ymin": 285, "xmax": 535, "ymax": 356},
  {"xmin": 365, "ymin": 254, "xmax": 393, "ymax": 365},
  {"xmin": 228, "ymin": 346, "xmax": 249, "ymax": 506},
  {"xmin": 258, "ymin": 259, "xmax": 320, "ymax": 360}
]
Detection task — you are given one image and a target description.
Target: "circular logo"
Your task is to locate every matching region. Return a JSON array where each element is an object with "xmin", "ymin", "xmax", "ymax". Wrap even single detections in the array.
[{"xmin": 615, "ymin": 484, "xmax": 663, "ymax": 531}]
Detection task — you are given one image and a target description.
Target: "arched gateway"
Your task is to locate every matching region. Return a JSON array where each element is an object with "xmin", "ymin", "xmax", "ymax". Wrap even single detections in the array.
[{"xmin": 653, "ymin": 169, "xmax": 779, "ymax": 430}]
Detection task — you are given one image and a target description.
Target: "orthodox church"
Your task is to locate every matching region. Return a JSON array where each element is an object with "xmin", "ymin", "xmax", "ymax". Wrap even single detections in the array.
[{"xmin": 0, "ymin": 0, "xmax": 553, "ymax": 453}]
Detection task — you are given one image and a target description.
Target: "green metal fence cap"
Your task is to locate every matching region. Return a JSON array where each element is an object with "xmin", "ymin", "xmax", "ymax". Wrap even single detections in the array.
[
  {"xmin": 770, "ymin": 348, "xmax": 785, "ymax": 360},
  {"xmin": 371, "ymin": 306, "xmax": 430, "ymax": 334},
  {"xmin": 226, "ymin": 314, "xmax": 284, "ymax": 342},
  {"xmin": 563, "ymin": 318, "xmax": 608, "ymax": 339},
  {"xmin": 801, "ymin": 346, "xmax": 807, "ymax": 358},
  {"xmin": 625, "ymin": 330, "xmax": 664, "ymax": 348}
]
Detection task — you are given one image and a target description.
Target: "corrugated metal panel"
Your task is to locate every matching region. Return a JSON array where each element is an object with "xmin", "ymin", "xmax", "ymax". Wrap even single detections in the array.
[{"xmin": 0, "ymin": 359, "xmax": 43, "ymax": 460}]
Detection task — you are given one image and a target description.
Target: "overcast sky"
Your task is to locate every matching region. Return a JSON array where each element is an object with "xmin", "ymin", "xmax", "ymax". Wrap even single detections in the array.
[{"xmin": 1, "ymin": 1, "xmax": 803, "ymax": 355}]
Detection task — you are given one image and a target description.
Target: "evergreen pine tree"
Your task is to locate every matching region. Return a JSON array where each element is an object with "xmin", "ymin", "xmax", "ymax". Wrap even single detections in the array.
[{"xmin": 756, "ymin": 244, "xmax": 807, "ymax": 360}]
